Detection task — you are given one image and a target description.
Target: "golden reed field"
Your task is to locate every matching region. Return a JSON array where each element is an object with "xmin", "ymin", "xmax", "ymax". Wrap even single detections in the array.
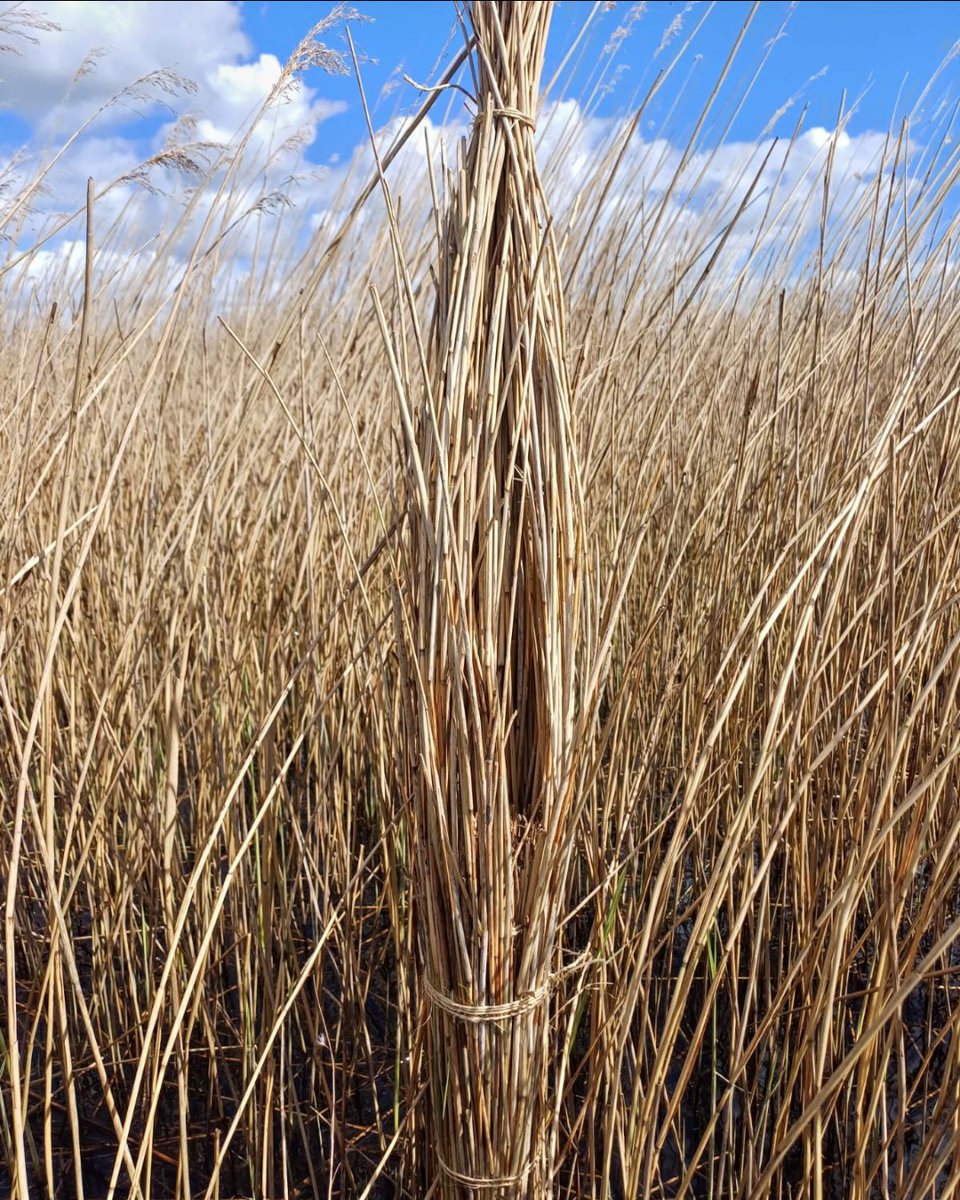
[{"xmin": 3, "ymin": 2, "xmax": 960, "ymax": 1196}]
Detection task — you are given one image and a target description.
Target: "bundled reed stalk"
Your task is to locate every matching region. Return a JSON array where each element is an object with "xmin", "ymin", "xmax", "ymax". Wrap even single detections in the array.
[{"xmin": 396, "ymin": 1, "xmax": 584, "ymax": 1194}]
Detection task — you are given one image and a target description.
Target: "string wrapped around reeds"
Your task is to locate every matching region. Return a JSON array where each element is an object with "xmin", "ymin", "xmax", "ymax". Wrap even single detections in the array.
[{"xmin": 396, "ymin": 1, "xmax": 584, "ymax": 1194}]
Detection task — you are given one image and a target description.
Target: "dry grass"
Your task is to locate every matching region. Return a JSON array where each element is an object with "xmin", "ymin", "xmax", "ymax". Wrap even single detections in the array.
[{"xmin": 3, "ymin": 2, "xmax": 960, "ymax": 1197}]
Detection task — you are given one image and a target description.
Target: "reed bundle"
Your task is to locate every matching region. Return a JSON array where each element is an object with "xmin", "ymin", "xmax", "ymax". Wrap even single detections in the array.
[{"xmin": 395, "ymin": 2, "xmax": 586, "ymax": 1193}]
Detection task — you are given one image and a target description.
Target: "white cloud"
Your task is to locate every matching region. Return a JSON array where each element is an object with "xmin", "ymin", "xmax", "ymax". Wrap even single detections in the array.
[
  {"xmin": 0, "ymin": 6, "xmax": 933, "ymax": 321},
  {"xmin": 0, "ymin": 1, "xmax": 250, "ymax": 134},
  {"xmin": 0, "ymin": 0, "xmax": 346, "ymax": 160},
  {"xmin": 176, "ymin": 52, "xmax": 346, "ymax": 155},
  {"xmin": 529, "ymin": 104, "xmax": 911, "ymax": 294},
  {"xmin": 0, "ymin": 0, "xmax": 352, "ymax": 274}
]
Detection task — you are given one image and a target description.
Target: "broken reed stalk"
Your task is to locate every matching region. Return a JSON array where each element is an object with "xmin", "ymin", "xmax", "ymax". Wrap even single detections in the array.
[{"xmin": 398, "ymin": 1, "xmax": 583, "ymax": 1194}]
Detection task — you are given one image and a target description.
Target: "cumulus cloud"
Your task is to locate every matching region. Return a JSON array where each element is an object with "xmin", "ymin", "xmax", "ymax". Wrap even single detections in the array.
[
  {"xmin": 172, "ymin": 52, "xmax": 346, "ymax": 156},
  {"xmin": 529, "ymin": 100, "xmax": 912, "ymax": 296},
  {"xmin": 0, "ymin": 1, "xmax": 346, "ymax": 194},
  {"xmin": 0, "ymin": 1, "xmax": 250, "ymax": 134},
  {"xmin": 0, "ymin": 4, "xmax": 932, "ymax": 315},
  {"xmin": 0, "ymin": 0, "xmax": 354, "ymax": 277}
]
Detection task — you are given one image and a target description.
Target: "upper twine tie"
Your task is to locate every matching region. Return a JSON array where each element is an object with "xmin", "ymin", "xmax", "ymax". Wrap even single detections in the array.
[{"xmin": 493, "ymin": 105, "xmax": 537, "ymax": 131}]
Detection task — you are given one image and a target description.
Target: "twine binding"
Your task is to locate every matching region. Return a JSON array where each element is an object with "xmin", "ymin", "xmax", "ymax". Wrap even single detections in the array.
[
  {"xmin": 424, "ymin": 974, "xmax": 550, "ymax": 1023},
  {"xmin": 493, "ymin": 105, "xmax": 536, "ymax": 131},
  {"xmin": 436, "ymin": 1146, "xmax": 536, "ymax": 1190}
]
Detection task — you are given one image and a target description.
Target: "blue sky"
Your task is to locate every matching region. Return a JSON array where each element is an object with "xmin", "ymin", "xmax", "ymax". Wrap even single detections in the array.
[
  {"xmin": 3, "ymin": 2, "xmax": 959, "ymax": 163},
  {"xmin": 2, "ymin": 2, "xmax": 959, "ymax": 287},
  {"xmin": 239, "ymin": 1, "xmax": 960, "ymax": 153}
]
